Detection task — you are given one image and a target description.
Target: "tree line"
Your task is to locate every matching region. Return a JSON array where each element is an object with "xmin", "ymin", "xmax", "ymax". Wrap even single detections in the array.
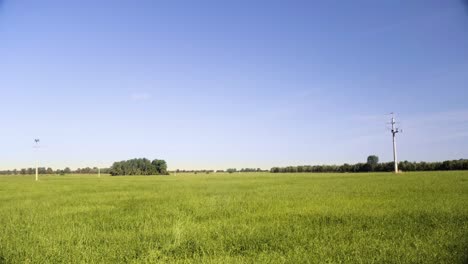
[
  {"xmin": 227, "ymin": 168, "xmax": 268, "ymax": 173},
  {"xmin": 0, "ymin": 167, "xmax": 111, "ymax": 175},
  {"xmin": 0, "ymin": 158, "xmax": 168, "ymax": 176},
  {"xmin": 109, "ymin": 158, "xmax": 168, "ymax": 176},
  {"xmin": 172, "ymin": 168, "xmax": 269, "ymax": 174},
  {"xmin": 270, "ymin": 157, "xmax": 468, "ymax": 173},
  {"xmin": 173, "ymin": 169, "xmax": 215, "ymax": 174},
  {"xmin": 2, "ymin": 157, "xmax": 467, "ymax": 176}
]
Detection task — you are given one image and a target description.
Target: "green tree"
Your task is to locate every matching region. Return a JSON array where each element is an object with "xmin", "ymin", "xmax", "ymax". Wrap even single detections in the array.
[
  {"xmin": 367, "ymin": 155, "xmax": 379, "ymax": 172},
  {"xmin": 152, "ymin": 159, "xmax": 168, "ymax": 175},
  {"xmin": 110, "ymin": 158, "xmax": 169, "ymax": 176}
]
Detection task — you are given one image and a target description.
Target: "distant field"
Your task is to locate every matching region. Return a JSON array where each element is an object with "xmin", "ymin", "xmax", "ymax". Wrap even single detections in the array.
[{"xmin": 0, "ymin": 172, "xmax": 467, "ymax": 263}]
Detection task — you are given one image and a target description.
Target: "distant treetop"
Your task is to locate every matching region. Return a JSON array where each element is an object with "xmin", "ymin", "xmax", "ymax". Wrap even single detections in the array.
[{"xmin": 109, "ymin": 158, "xmax": 168, "ymax": 176}]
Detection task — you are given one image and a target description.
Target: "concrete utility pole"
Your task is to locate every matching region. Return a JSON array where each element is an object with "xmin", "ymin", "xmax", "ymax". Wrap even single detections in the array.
[
  {"xmin": 98, "ymin": 167, "xmax": 101, "ymax": 178},
  {"xmin": 34, "ymin": 139, "xmax": 40, "ymax": 181},
  {"xmin": 390, "ymin": 113, "xmax": 401, "ymax": 173}
]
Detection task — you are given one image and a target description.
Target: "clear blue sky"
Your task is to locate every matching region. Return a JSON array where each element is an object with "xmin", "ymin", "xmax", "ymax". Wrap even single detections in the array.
[{"xmin": 1, "ymin": 0, "xmax": 467, "ymax": 170}]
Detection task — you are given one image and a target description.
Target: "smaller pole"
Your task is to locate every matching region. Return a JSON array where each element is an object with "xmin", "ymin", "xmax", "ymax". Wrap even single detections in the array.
[
  {"xmin": 35, "ymin": 160, "xmax": 38, "ymax": 181},
  {"xmin": 391, "ymin": 114, "xmax": 399, "ymax": 173},
  {"xmin": 98, "ymin": 167, "xmax": 101, "ymax": 178},
  {"xmin": 34, "ymin": 139, "xmax": 40, "ymax": 181}
]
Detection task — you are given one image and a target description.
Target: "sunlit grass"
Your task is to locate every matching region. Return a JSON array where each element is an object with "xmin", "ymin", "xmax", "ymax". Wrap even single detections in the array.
[{"xmin": 0, "ymin": 171, "xmax": 467, "ymax": 263}]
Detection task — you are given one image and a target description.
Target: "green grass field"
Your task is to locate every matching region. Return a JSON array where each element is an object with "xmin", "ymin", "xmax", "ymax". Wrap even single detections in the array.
[{"xmin": 0, "ymin": 172, "xmax": 467, "ymax": 263}]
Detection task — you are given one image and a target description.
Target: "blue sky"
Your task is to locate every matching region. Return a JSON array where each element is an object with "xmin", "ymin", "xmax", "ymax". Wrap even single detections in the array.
[{"xmin": 1, "ymin": 0, "xmax": 467, "ymax": 170}]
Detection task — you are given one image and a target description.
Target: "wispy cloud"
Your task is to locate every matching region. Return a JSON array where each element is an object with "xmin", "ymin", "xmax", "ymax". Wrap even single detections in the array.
[
  {"xmin": 130, "ymin": 93, "xmax": 151, "ymax": 102},
  {"xmin": 350, "ymin": 114, "xmax": 391, "ymax": 122},
  {"xmin": 351, "ymin": 110, "xmax": 468, "ymax": 124},
  {"xmin": 435, "ymin": 131, "xmax": 468, "ymax": 141},
  {"xmin": 348, "ymin": 109, "xmax": 468, "ymax": 144},
  {"xmin": 399, "ymin": 109, "xmax": 468, "ymax": 143},
  {"xmin": 355, "ymin": 6, "xmax": 458, "ymax": 38},
  {"xmin": 413, "ymin": 110, "xmax": 468, "ymax": 123}
]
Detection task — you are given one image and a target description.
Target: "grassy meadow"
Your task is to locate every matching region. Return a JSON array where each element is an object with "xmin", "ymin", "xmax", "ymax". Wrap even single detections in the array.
[{"xmin": 0, "ymin": 171, "xmax": 467, "ymax": 263}]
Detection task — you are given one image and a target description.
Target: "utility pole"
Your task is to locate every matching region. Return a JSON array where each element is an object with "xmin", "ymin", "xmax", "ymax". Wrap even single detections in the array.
[
  {"xmin": 34, "ymin": 139, "xmax": 40, "ymax": 181},
  {"xmin": 98, "ymin": 167, "xmax": 101, "ymax": 178},
  {"xmin": 390, "ymin": 113, "xmax": 401, "ymax": 173}
]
